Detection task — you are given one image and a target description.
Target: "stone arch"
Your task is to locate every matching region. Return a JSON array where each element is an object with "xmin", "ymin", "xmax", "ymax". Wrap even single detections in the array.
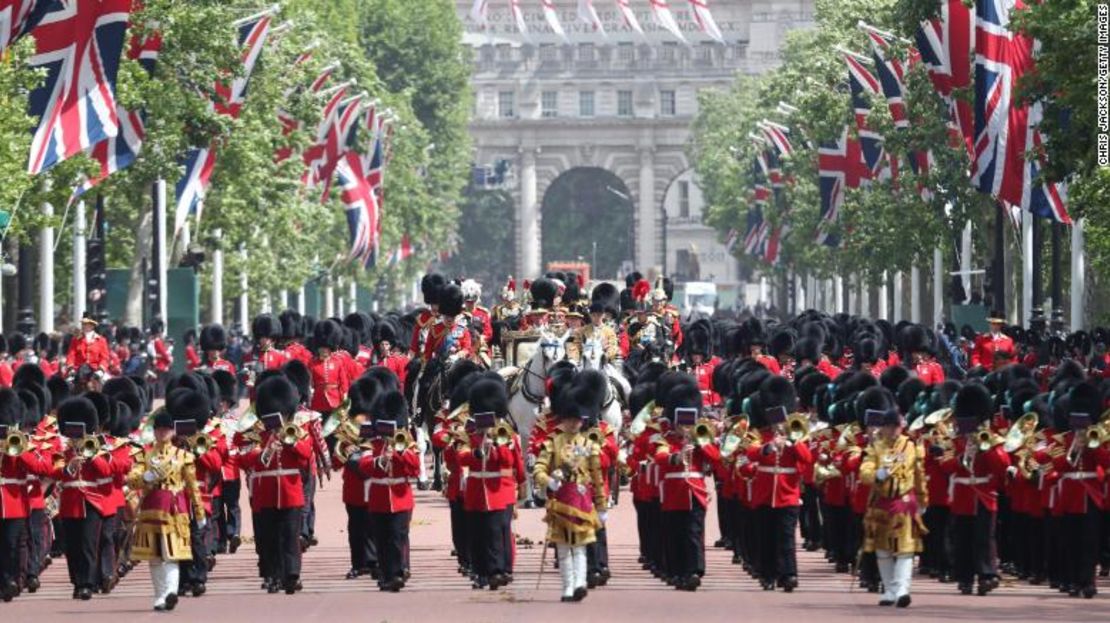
[{"xmin": 539, "ymin": 167, "xmax": 635, "ymax": 280}]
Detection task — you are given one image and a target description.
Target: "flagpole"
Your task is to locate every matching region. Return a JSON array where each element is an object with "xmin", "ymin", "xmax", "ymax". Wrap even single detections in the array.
[
  {"xmin": 1022, "ymin": 210, "xmax": 1033, "ymax": 327},
  {"xmin": 991, "ymin": 205, "xmax": 1006, "ymax": 320},
  {"xmin": 211, "ymin": 229, "xmax": 224, "ymax": 324},
  {"xmin": 910, "ymin": 266, "xmax": 921, "ymax": 323},
  {"xmin": 1050, "ymin": 221, "xmax": 1063, "ymax": 325},
  {"xmin": 1031, "ymin": 212, "xmax": 1043, "ymax": 316},
  {"xmin": 878, "ymin": 271, "xmax": 888, "ymax": 320},
  {"xmin": 155, "ymin": 179, "xmax": 168, "ymax": 325},
  {"xmin": 39, "ymin": 200, "xmax": 54, "ymax": 333},
  {"xmin": 73, "ymin": 201, "xmax": 86, "ymax": 324},
  {"xmin": 1071, "ymin": 219, "xmax": 1085, "ymax": 330},
  {"xmin": 960, "ymin": 221, "xmax": 972, "ymax": 304},
  {"xmin": 239, "ymin": 245, "xmax": 249, "ymax": 330},
  {"xmin": 892, "ymin": 271, "xmax": 903, "ymax": 322},
  {"xmin": 933, "ymin": 247, "xmax": 943, "ymax": 330},
  {"xmin": 232, "ymin": 4, "xmax": 279, "ymax": 28}
]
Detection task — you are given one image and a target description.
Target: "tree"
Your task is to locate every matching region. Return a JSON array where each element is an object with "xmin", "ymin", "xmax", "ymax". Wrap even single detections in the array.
[{"xmin": 441, "ymin": 186, "xmax": 516, "ymax": 301}]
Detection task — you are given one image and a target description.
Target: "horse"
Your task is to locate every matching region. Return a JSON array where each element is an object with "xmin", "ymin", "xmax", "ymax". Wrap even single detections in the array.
[
  {"xmin": 577, "ymin": 335, "xmax": 630, "ymax": 433},
  {"xmin": 503, "ymin": 327, "xmax": 570, "ymax": 506},
  {"xmin": 404, "ymin": 355, "xmax": 470, "ymax": 490}
]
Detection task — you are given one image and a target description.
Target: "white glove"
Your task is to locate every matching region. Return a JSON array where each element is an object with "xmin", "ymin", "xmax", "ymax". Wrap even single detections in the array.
[
  {"xmin": 547, "ymin": 478, "xmax": 562, "ymax": 493},
  {"xmin": 599, "ymin": 511, "xmax": 608, "ymax": 524},
  {"xmin": 875, "ymin": 467, "xmax": 890, "ymax": 482},
  {"xmin": 1006, "ymin": 465, "xmax": 1018, "ymax": 478},
  {"xmin": 196, "ymin": 518, "xmax": 207, "ymax": 530},
  {"xmin": 142, "ymin": 470, "xmax": 157, "ymax": 483}
]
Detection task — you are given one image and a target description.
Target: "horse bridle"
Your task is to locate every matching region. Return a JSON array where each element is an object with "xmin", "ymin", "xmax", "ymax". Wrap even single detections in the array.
[{"xmin": 518, "ymin": 341, "xmax": 560, "ymax": 406}]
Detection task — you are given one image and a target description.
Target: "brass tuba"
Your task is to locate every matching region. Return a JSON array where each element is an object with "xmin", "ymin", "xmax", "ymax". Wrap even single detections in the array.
[
  {"xmin": 1003, "ymin": 412, "xmax": 1038, "ymax": 452},
  {"xmin": 493, "ymin": 422, "xmax": 514, "ymax": 446},
  {"xmin": 692, "ymin": 418, "xmax": 716, "ymax": 447}
]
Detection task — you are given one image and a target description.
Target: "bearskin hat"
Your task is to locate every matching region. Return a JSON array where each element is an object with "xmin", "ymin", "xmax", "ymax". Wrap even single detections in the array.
[
  {"xmin": 84, "ymin": 392, "xmax": 113, "ymax": 432},
  {"xmin": 0, "ymin": 389, "xmax": 24, "ymax": 427},
  {"xmin": 900, "ymin": 324, "xmax": 932, "ymax": 355},
  {"xmin": 12, "ymin": 362, "xmax": 45, "ymax": 391},
  {"xmin": 896, "ymin": 377, "xmax": 927, "ymax": 418},
  {"xmin": 468, "ymin": 378, "xmax": 508, "ymax": 418},
  {"xmin": 166, "ymin": 388, "xmax": 210, "ymax": 427},
  {"xmin": 374, "ymin": 318, "xmax": 399, "ymax": 346},
  {"xmin": 312, "ymin": 319, "xmax": 344, "ymax": 352},
  {"xmin": 278, "ymin": 310, "xmax": 303, "ymax": 340},
  {"xmin": 210, "ymin": 369, "xmax": 238, "ymax": 406},
  {"xmin": 280, "ymin": 360, "xmax": 311, "ymax": 404},
  {"xmin": 1069, "ymin": 382, "xmax": 1103, "ymax": 421},
  {"xmin": 855, "ymin": 386, "xmax": 899, "ymax": 427},
  {"xmin": 769, "ymin": 330, "xmax": 795, "ymax": 358},
  {"xmin": 793, "ymin": 337, "xmax": 821, "ymax": 364},
  {"xmin": 953, "ymin": 383, "xmax": 993, "ymax": 424},
  {"xmin": 662, "ymin": 378, "xmax": 702, "ymax": 422},
  {"xmin": 362, "ymin": 366, "xmax": 401, "ymax": 394},
  {"xmin": 856, "ymin": 338, "xmax": 879, "ymax": 365},
  {"xmin": 58, "ymin": 397, "xmax": 98, "ymax": 431},
  {"xmin": 256, "ymin": 376, "xmax": 299, "ymax": 419},
  {"xmin": 438, "ymin": 284, "xmax": 465, "ymax": 318},
  {"xmin": 529, "ymin": 278, "xmax": 558, "ymax": 310},
  {"xmin": 796, "ymin": 371, "xmax": 831, "ymax": 411},
  {"xmin": 759, "ymin": 375, "xmax": 797, "ymax": 415},
  {"xmin": 879, "ymin": 365, "xmax": 910, "ymax": 395},
  {"xmin": 252, "ymin": 314, "xmax": 283, "ymax": 341},
  {"xmin": 343, "ymin": 312, "xmax": 374, "ymax": 345},
  {"xmin": 348, "ymin": 376, "xmax": 382, "ymax": 417},
  {"xmin": 199, "ymin": 324, "xmax": 227, "ymax": 352},
  {"xmin": 421, "ymin": 273, "xmax": 447, "ymax": 306},
  {"xmin": 685, "ymin": 319, "xmax": 713, "ymax": 358},
  {"xmin": 373, "ymin": 390, "xmax": 409, "ymax": 427}
]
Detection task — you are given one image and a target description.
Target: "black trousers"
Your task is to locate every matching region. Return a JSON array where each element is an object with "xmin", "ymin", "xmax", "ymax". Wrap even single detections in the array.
[
  {"xmin": 501, "ymin": 506, "xmax": 514, "ymax": 573},
  {"xmin": 370, "ymin": 511, "xmax": 411, "ymax": 583},
  {"xmin": 300, "ymin": 471, "xmax": 316, "ymax": 540},
  {"xmin": 732, "ymin": 501, "xmax": 752, "ymax": 565},
  {"xmin": 758, "ymin": 506, "xmax": 799, "ymax": 581},
  {"xmin": 1064, "ymin": 507, "xmax": 1102, "ymax": 590},
  {"xmin": 800, "ymin": 486, "xmax": 822, "ymax": 546},
  {"xmin": 345, "ymin": 504, "xmax": 375, "ymax": 570},
  {"xmin": 823, "ymin": 504, "xmax": 853, "ymax": 566},
  {"xmin": 468, "ymin": 509, "xmax": 511, "ymax": 578},
  {"xmin": 256, "ymin": 507, "xmax": 303, "ymax": 581},
  {"xmin": 217, "ymin": 479, "xmax": 241, "ymax": 547},
  {"xmin": 633, "ymin": 500, "xmax": 657, "ymax": 563},
  {"xmin": 97, "ymin": 512, "xmax": 120, "ymax": 586},
  {"xmin": 24, "ymin": 509, "xmax": 49, "ymax": 578},
  {"xmin": 951, "ymin": 506, "xmax": 997, "ymax": 585},
  {"xmin": 661, "ymin": 502, "xmax": 706, "ymax": 579},
  {"xmin": 1046, "ymin": 514, "xmax": 1064, "ymax": 584},
  {"xmin": 586, "ymin": 526, "xmax": 609, "ymax": 573},
  {"xmin": 0, "ymin": 518, "xmax": 26, "ymax": 588},
  {"xmin": 715, "ymin": 482, "xmax": 729, "ymax": 542},
  {"xmin": 62, "ymin": 506, "xmax": 105, "ymax": 589},
  {"xmin": 922, "ymin": 505, "xmax": 951, "ymax": 574},
  {"xmin": 449, "ymin": 499, "xmax": 468, "ymax": 567},
  {"xmin": 183, "ymin": 517, "xmax": 210, "ymax": 585}
]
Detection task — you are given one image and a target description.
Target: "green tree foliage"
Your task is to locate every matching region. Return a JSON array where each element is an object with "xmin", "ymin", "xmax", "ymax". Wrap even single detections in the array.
[
  {"xmin": 0, "ymin": 0, "xmax": 473, "ymax": 322},
  {"xmin": 689, "ymin": 0, "xmax": 1006, "ymax": 286},
  {"xmin": 441, "ymin": 186, "xmax": 516, "ymax": 300}
]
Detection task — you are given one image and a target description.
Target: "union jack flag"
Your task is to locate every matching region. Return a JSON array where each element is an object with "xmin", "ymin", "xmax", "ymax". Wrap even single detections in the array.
[
  {"xmin": 274, "ymin": 57, "xmax": 333, "ymax": 164},
  {"xmin": 173, "ymin": 10, "xmax": 274, "ymax": 235},
  {"xmin": 386, "ymin": 234, "xmax": 413, "ymax": 267},
  {"xmin": 1, "ymin": 0, "xmax": 57, "ymax": 51},
  {"xmin": 311, "ymin": 93, "xmax": 363, "ymax": 203},
  {"xmin": 742, "ymin": 206, "xmax": 766, "ymax": 256},
  {"xmin": 26, "ymin": 0, "xmax": 133, "ymax": 175},
  {"xmin": 70, "ymin": 19, "xmax": 161, "ymax": 201},
  {"xmin": 844, "ymin": 52, "xmax": 885, "ymax": 180},
  {"xmin": 758, "ymin": 120, "xmax": 793, "ymax": 158},
  {"xmin": 971, "ymin": 0, "xmax": 1069, "ymax": 223},
  {"xmin": 816, "ymin": 126, "xmax": 868, "ymax": 247},
  {"xmin": 300, "ymin": 84, "xmax": 349, "ymax": 186},
  {"xmin": 915, "ymin": 0, "xmax": 974, "ymax": 155},
  {"xmin": 763, "ymin": 224, "xmax": 786, "ymax": 266},
  {"xmin": 724, "ymin": 228, "xmax": 739, "ymax": 254},
  {"xmin": 338, "ymin": 151, "xmax": 379, "ymax": 268}
]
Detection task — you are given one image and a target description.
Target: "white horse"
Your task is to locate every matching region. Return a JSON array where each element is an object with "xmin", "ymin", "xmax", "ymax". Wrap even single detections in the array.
[
  {"xmin": 503, "ymin": 328, "xmax": 569, "ymax": 505},
  {"xmin": 578, "ymin": 335, "xmax": 630, "ymax": 433}
]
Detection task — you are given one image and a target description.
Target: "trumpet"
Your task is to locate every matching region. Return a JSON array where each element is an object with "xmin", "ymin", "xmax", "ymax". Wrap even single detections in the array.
[
  {"xmin": 492, "ymin": 422, "xmax": 514, "ymax": 447},
  {"xmin": 977, "ymin": 429, "xmax": 994, "ymax": 452},
  {"xmin": 76, "ymin": 435, "xmax": 103, "ymax": 459},
  {"xmin": 1086, "ymin": 425, "xmax": 1106, "ymax": 450},
  {"xmin": 236, "ymin": 409, "xmax": 260, "ymax": 434},
  {"xmin": 720, "ymin": 416, "xmax": 757, "ymax": 458},
  {"xmin": 3, "ymin": 430, "xmax": 28, "ymax": 457},
  {"xmin": 187, "ymin": 433, "xmax": 211, "ymax": 456},
  {"xmin": 785, "ymin": 413, "xmax": 810, "ymax": 443},
  {"xmin": 691, "ymin": 418, "xmax": 716, "ymax": 447},
  {"xmin": 281, "ymin": 422, "xmax": 303, "ymax": 446},
  {"xmin": 586, "ymin": 427, "xmax": 604, "ymax": 445},
  {"xmin": 393, "ymin": 429, "xmax": 415, "ymax": 453}
]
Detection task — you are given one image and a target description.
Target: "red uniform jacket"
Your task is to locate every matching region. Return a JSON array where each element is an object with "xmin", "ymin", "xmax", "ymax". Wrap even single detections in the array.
[
  {"xmin": 105, "ymin": 438, "xmax": 134, "ymax": 514},
  {"xmin": 38, "ymin": 358, "xmax": 59, "ymax": 378},
  {"xmin": 206, "ymin": 357, "xmax": 236, "ymax": 375},
  {"xmin": 310, "ymin": 353, "xmax": 353, "ymax": 414},
  {"xmin": 409, "ymin": 309, "xmax": 436, "ymax": 358},
  {"xmin": 52, "ymin": 447, "xmax": 127, "ymax": 518},
  {"xmin": 755, "ymin": 354, "xmax": 781, "ymax": 375},
  {"xmin": 0, "ymin": 449, "xmax": 52, "ymax": 519},
  {"xmin": 185, "ymin": 345, "xmax": 201, "ymax": 371},
  {"xmin": 1051, "ymin": 433, "xmax": 1110, "ymax": 514},
  {"xmin": 284, "ymin": 342, "xmax": 313, "ymax": 366},
  {"xmin": 469, "ymin": 306, "xmax": 493, "ymax": 343},
  {"xmin": 380, "ymin": 353, "xmax": 410, "ymax": 388},
  {"xmin": 333, "ymin": 445, "xmax": 369, "ymax": 507},
  {"xmin": 152, "ymin": 337, "xmax": 173, "ymax": 373},
  {"xmin": 257, "ymin": 347, "xmax": 289, "ymax": 371},
  {"xmin": 194, "ymin": 440, "xmax": 224, "ymax": 516},
  {"xmin": 915, "ymin": 359, "xmax": 946, "ymax": 386},
  {"xmin": 746, "ymin": 429, "xmax": 813, "ymax": 509},
  {"xmin": 423, "ymin": 316, "xmax": 473, "ymax": 363},
  {"xmin": 0, "ymin": 362, "xmax": 11, "ymax": 387},
  {"xmin": 357, "ymin": 438, "xmax": 420, "ymax": 514},
  {"xmin": 940, "ymin": 439, "xmax": 1011, "ymax": 515},
  {"xmin": 458, "ymin": 434, "xmax": 517, "ymax": 512},
  {"xmin": 69, "ymin": 334, "xmax": 111, "ymax": 372},
  {"xmin": 654, "ymin": 430, "xmax": 721, "ymax": 511},
  {"xmin": 356, "ymin": 345, "xmax": 375, "ymax": 370},
  {"xmin": 629, "ymin": 425, "xmax": 664, "ymax": 502},
  {"xmin": 242, "ymin": 431, "xmax": 314, "ymax": 510},
  {"xmin": 817, "ymin": 358, "xmax": 843, "ymax": 379},
  {"xmin": 693, "ymin": 357, "xmax": 723, "ymax": 407},
  {"xmin": 970, "ymin": 333, "xmax": 1015, "ymax": 371}
]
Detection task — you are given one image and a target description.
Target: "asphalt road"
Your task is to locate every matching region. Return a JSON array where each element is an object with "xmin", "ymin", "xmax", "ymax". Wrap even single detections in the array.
[{"xmin": 5, "ymin": 471, "xmax": 1105, "ymax": 622}]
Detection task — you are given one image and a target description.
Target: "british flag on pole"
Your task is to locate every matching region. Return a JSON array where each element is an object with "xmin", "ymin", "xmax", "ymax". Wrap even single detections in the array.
[
  {"xmin": 971, "ymin": 0, "xmax": 1068, "ymax": 223},
  {"xmin": 816, "ymin": 126, "xmax": 868, "ymax": 247},
  {"xmin": 1, "ymin": 0, "xmax": 58, "ymax": 51},
  {"xmin": 173, "ymin": 8, "xmax": 274, "ymax": 235},
  {"xmin": 26, "ymin": 0, "xmax": 133, "ymax": 175},
  {"xmin": 915, "ymin": 0, "xmax": 974, "ymax": 155},
  {"xmin": 844, "ymin": 51, "xmax": 885, "ymax": 180}
]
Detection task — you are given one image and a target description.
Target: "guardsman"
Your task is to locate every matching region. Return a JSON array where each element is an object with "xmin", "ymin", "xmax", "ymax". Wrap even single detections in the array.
[
  {"xmin": 410, "ymin": 274, "xmax": 446, "ymax": 360},
  {"xmin": 333, "ymin": 377, "xmax": 378, "ymax": 580},
  {"xmin": 240, "ymin": 376, "xmax": 313, "ymax": 595},
  {"xmin": 491, "ymin": 277, "xmax": 522, "ymax": 325},
  {"xmin": 278, "ymin": 310, "xmax": 313, "ymax": 366},
  {"xmin": 183, "ymin": 330, "xmax": 201, "ymax": 371},
  {"xmin": 210, "ymin": 370, "xmax": 242, "ymax": 556},
  {"xmin": 0, "ymin": 389, "xmax": 52, "ymax": 602},
  {"xmin": 148, "ymin": 320, "xmax": 173, "ymax": 394},
  {"xmin": 423, "ymin": 285, "xmax": 472, "ymax": 364},
  {"xmin": 198, "ymin": 325, "xmax": 236, "ymax": 375},
  {"xmin": 970, "ymin": 314, "xmax": 1016, "ymax": 372},
  {"xmin": 456, "ymin": 378, "xmax": 517, "ymax": 590},
  {"xmin": 904, "ymin": 325, "xmax": 945, "ymax": 386},
  {"xmin": 745, "ymin": 320, "xmax": 780, "ymax": 375},
  {"xmin": 519, "ymin": 279, "xmax": 557, "ymax": 332},
  {"xmin": 533, "ymin": 372, "xmax": 607, "ymax": 603},
  {"xmin": 431, "ymin": 374, "xmax": 476, "ymax": 576},
  {"xmin": 683, "ymin": 319, "xmax": 721, "ymax": 408},
  {"xmin": 1049, "ymin": 382, "xmax": 1109, "ymax": 598},
  {"xmin": 309, "ymin": 320, "xmax": 354, "ymax": 417},
  {"xmin": 248, "ymin": 315, "xmax": 288, "ymax": 390},
  {"xmin": 352, "ymin": 390, "xmax": 419, "ymax": 592},
  {"xmin": 16, "ymin": 383, "xmax": 58, "ymax": 594},
  {"xmin": 343, "ymin": 312, "xmax": 376, "ymax": 370},
  {"xmin": 942, "ymin": 384, "xmax": 1010, "ymax": 596},
  {"xmin": 126, "ymin": 407, "xmax": 205, "ymax": 611},
  {"xmin": 746, "ymin": 377, "xmax": 811, "ymax": 593},
  {"xmin": 68, "ymin": 315, "xmax": 111, "ymax": 376},
  {"xmin": 626, "ymin": 385, "xmax": 664, "ymax": 577},
  {"xmin": 769, "ymin": 330, "xmax": 795, "ymax": 378},
  {"xmin": 859, "ymin": 389, "xmax": 926, "ymax": 608},
  {"xmin": 374, "ymin": 320, "xmax": 410, "ymax": 387},
  {"xmin": 653, "ymin": 376, "xmax": 719, "ymax": 591}
]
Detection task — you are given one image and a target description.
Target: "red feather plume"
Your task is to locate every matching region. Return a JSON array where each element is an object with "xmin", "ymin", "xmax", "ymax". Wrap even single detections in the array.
[{"xmin": 632, "ymin": 279, "xmax": 651, "ymax": 302}]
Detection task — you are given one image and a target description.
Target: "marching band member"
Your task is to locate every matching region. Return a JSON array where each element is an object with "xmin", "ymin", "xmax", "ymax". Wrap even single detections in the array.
[
  {"xmin": 240, "ymin": 376, "xmax": 314, "ymax": 595},
  {"xmin": 942, "ymin": 383, "xmax": 1011, "ymax": 596},
  {"xmin": 858, "ymin": 388, "xmax": 926, "ymax": 608},
  {"xmin": 0, "ymin": 390, "xmax": 52, "ymax": 601},
  {"xmin": 198, "ymin": 325, "xmax": 236, "ymax": 375},
  {"xmin": 533, "ymin": 373, "xmax": 607, "ymax": 602},
  {"xmin": 334, "ymin": 377, "xmax": 379, "ymax": 580},
  {"xmin": 654, "ymin": 376, "xmax": 720, "ymax": 591},
  {"xmin": 352, "ymin": 390, "xmax": 419, "ymax": 592},
  {"xmin": 126, "ymin": 407, "xmax": 205, "ymax": 611}
]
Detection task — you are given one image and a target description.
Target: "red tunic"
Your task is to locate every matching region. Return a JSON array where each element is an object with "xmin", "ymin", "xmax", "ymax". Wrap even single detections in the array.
[
  {"xmin": 422, "ymin": 316, "xmax": 473, "ymax": 363},
  {"xmin": 458, "ymin": 434, "xmax": 517, "ymax": 512},
  {"xmin": 69, "ymin": 334, "xmax": 111, "ymax": 373},
  {"xmin": 357, "ymin": 438, "xmax": 420, "ymax": 514},
  {"xmin": 693, "ymin": 357, "xmax": 723, "ymax": 407},
  {"xmin": 151, "ymin": 337, "xmax": 173, "ymax": 373},
  {"xmin": 915, "ymin": 360, "xmax": 946, "ymax": 386},
  {"xmin": 51, "ymin": 449, "xmax": 123, "ymax": 518},
  {"xmin": 284, "ymin": 342, "xmax": 313, "ymax": 366},
  {"xmin": 309, "ymin": 353, "xmax": 354, "ymax": 413},
  {"xmin": 185, "ymin": 345, "xmax": 201, "ymax": 371},
  {"xmin": 746, "ymin": 429, "xmax": 813, "ymax": 509},
  {"xmin": 940, "ymin": 438, "xmax": 1011, "ymax": 515},
  {"xmin": 654, "ymin": 429, "xmax": 720, "ymax": 511},
  {"xmin": 0, "ymin": 449, "xmax": 52, "ymax": 519},
  {"xmin": 241, "ymin": 431, "xmax": 314, "ymax": 511},
  {"xmin": 970, "ymin": 333, "xmax": 1016, "ymax": 371},
  {"xmin": 1051, "ymin": 432, "xmax": 1110, "ymax": 514},
  {"xmin": 409, "ymin": 309, "xmax": 436, "ymax": 359}
]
